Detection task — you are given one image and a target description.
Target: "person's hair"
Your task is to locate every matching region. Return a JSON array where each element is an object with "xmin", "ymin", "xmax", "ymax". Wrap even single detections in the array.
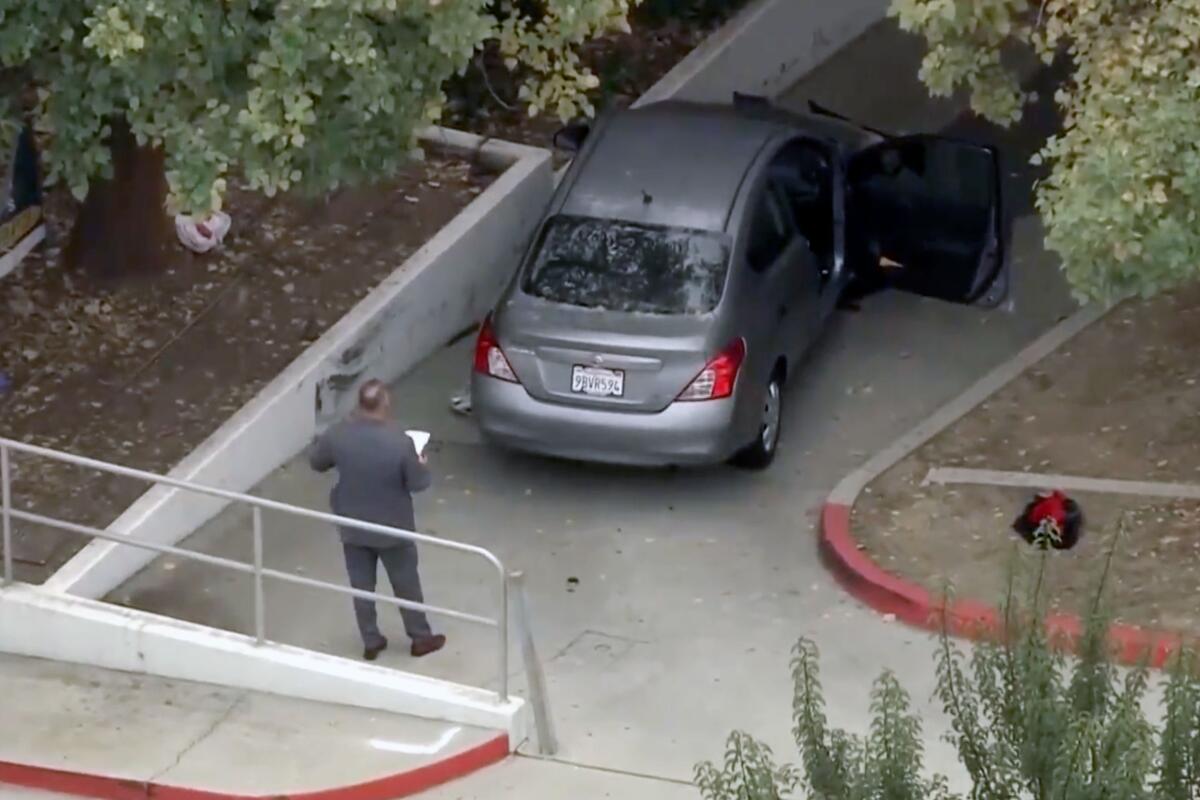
[{"xmin": 358, "ymin": 379, "xmax": 390, "ymax": 414}]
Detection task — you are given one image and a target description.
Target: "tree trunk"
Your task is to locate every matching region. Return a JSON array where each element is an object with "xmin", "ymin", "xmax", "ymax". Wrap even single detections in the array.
[{"xmin": 65, "ymin": 120, "xmax": 171, "ymax": 279}]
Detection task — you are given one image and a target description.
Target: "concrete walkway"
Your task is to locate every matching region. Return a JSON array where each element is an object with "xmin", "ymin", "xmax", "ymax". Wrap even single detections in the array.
[
  {"xmin": 1, "ymin": 789, "xmax": 78, "ymax": 800},
  {"xmin": 0, "ymin": 654, "xmax": 503, "ymax": 799},
  {"xmin": 418, "ymin": 756, "xmax": 696, "ymax": 799}
]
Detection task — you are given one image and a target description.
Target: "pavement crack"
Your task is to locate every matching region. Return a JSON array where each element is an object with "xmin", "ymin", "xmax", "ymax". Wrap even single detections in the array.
[
  {"xmin": 546, "ymin": 629, "xmax": 650, "ymax": 665},
  {"xmin": 514, "ymin": 753, "xmax": 693, "ymax": 787},
  {"xmin": 149, "ymin": 691, "xmax": 245, "ymax": 783}
]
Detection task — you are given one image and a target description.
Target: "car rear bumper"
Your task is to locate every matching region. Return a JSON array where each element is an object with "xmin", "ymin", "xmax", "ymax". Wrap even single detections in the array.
[{"xmin": 472, "ymin": 375, "xmax": 741, "ymax": 467}]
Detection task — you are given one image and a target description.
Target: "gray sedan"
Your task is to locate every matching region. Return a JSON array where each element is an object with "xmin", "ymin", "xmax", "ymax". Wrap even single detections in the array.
[{"xmin": 471, "ymin": 96, "xmax": 1007, "ymax": 468}]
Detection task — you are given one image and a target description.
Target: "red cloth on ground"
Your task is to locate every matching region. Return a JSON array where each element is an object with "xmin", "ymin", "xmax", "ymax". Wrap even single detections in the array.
[{"xmin": 1026, "ymin": 490, "xmax": 1068, "ymax": 530}]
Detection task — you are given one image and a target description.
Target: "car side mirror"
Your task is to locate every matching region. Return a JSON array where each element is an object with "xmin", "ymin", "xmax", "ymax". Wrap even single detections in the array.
[{"xmin": 552, "ymin": 122, "xmax": 591, "ymax": 153}]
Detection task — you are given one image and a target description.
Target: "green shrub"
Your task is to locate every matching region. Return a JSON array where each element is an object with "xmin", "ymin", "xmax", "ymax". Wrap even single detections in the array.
[{"xmin": 697, "ymin": 539, "xmax": 1200, "ymax": 799}]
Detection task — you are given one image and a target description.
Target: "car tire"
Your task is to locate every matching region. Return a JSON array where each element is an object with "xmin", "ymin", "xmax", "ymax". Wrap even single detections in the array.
[{"xmin": 732, "ymin": 373, "xmax": 783, "ymax": 470}]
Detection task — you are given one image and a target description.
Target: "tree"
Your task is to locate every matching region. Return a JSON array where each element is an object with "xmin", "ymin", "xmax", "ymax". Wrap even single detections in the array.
[
  {"xmin": 888, "ymin": 0, "xmax": 1200, "ymax": 303},
  {"xmin": 697, "ymin": 535, "xmax": 1200, "ymax": 799},
  {"xmin": 0, "ymin": 0, "xmax": 635, "ymax": 276}
]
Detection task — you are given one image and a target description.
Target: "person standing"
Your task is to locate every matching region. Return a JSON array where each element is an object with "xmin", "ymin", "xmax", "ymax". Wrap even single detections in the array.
[{"xmin": 308, "ymin": 378, "xmax": 446, "ymax": 661}]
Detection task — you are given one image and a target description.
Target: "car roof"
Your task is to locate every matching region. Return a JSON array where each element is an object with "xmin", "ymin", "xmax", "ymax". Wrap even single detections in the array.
[
  {"xmin": 557, "ymin": 99, "xmax": 879, "ymax": 233},
  {"xmin": 731, "ymin": 99, "xmax": 882, "ymax": 151}
]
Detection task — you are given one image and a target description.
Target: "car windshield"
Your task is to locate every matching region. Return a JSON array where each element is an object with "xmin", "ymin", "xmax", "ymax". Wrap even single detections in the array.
[{"xmin": 522, "ymin": 215, "xmax": 731, "ymax": 315}]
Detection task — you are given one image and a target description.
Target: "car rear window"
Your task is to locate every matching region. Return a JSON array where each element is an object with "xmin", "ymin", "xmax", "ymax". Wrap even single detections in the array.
[{"xmin": 522, "ymin": 215, "xmax": 731, "ymax": 315}]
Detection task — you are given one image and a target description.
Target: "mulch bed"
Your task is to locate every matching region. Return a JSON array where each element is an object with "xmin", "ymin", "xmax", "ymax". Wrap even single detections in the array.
[{"xmin": 852, "ymin": 285, "xmax": 1200, "ymax": 633}]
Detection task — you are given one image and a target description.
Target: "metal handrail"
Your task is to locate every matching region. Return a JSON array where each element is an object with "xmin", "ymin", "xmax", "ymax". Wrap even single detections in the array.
[{"xmin": 0, "ymin": 437, "xmax": 510, "ymax": 701}]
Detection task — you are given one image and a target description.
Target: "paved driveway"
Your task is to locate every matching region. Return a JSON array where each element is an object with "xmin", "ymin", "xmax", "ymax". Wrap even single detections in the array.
[{"xmin": 109, "ymin": 22, "xmax": 1076, "ymax": 796}]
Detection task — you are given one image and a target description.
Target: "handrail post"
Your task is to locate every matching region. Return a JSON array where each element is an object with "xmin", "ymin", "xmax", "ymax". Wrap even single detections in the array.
[
  {"xmin": 2, "ymin": 444, "xmax": 12, "ymax": 585},
  {"xmin": 509, "ymin": 571, "xmax": 556, "ymax": 755},
  {"xmin": 252, "ymin": 507, "xmax": 265, "ymax": 645},
  {"xmin": 498, "ymin": 568, "xmax": 509, "ymax": 702}
]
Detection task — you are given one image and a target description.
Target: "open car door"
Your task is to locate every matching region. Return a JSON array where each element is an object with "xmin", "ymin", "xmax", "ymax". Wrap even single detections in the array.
[{"xmin": 847, "ymin": 135, "xmax": 1008, "ymax": 307}]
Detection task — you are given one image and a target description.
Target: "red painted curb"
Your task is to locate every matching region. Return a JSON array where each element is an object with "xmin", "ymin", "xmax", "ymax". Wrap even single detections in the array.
[
  {"xmin": 0, "ymin": 733, "xmax": 509, "ymax": 800},
  {"xmin": 821, "ymin": 501, "xmax": 1186, "ymax": 669}
]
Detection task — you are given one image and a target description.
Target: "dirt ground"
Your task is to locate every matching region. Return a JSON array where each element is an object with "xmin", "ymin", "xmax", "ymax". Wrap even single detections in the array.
[
  {"xmin": 853, "ymin": 284, "xmax": 1200, "ymax": 632},
  {"xmin": 0, "ymin": 154, "xmax": 492, "ymax": 580}
]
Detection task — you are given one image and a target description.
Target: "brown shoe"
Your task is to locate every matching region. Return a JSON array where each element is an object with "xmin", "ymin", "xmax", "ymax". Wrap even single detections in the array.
[
  {"xmin": 411, "ymin": 634, "xmax": 446, "ymax": 658},
  {"xmin": 364, "ymin": 638, "xmax": 388, "ymax": 661}
]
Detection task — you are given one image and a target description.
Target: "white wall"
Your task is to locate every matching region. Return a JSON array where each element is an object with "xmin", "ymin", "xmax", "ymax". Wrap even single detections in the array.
[
  {"xmin": 46, "ymin": 130, "xmax": 553, "ymax": 599},
  {"xmin": 635, "ymin": 0, "xmax": 889, "ymax": 107},
  {"xmin": 0, "ymin": 582, "xmax": 525, "ymax": 742}
]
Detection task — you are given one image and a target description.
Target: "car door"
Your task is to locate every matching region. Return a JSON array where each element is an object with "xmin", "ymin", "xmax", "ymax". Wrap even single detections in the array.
[
  {"xmin": 766, "ymin": 138, "xmax": 836, "ymax": 345},
  {"xmin": 739, "ymin": 177, "xmax": 807, "ymax": 375},
  {"xmin": 847, "ymin": 135, "xmax": 1007, "ymax": 307}
]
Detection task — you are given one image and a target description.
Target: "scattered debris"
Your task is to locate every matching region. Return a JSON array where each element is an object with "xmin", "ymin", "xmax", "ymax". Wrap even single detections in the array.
[
  {"xmin": 1012, "ymin": 490, "xmax": 1084, "ymax": 550},
  {"xmin": 449, "ymin": 388, "xmax": 472, "ymax": 416},
  {"xmin": 175, "ymin": 211, "xmax": 232, "ymax": 254}
]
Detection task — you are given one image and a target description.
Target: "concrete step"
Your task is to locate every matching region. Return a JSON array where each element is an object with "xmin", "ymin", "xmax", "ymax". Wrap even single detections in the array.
[{"xmin": 0, "ymin": 654, "xmax": 506, "ymax": 800}]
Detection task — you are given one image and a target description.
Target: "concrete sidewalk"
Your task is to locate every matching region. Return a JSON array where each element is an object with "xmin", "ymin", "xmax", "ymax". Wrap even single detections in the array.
[
  {"xmin": 418, "ymin": 756, "xmax": 697, "ymax": 799},
  {"xmin": 0, "ymin": 654, "xmax": 505, "ymax": 799},
  {"xmin": 1, "ymin": 789, "xmax": 78, "ymax": 800}
]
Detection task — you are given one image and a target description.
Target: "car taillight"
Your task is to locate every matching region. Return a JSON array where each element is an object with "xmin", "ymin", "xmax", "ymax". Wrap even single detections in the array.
[
  {"xmin": 473, "ymin": 316, "xmax": 518, "ymax": 383},
  {"xmin": 677, "ymin": 338, "xmax": 746, "ymax": 401}
]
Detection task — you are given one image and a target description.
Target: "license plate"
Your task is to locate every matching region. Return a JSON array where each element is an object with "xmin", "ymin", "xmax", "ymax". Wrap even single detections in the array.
[{"xmin": 571, "ymin": 365, "xmax": 625, "ymax": 397}]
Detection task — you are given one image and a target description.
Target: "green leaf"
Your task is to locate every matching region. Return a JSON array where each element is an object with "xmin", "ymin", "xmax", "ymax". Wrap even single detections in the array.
[
  {"xmin": 891, "ymin": 0, "xmax": 1200, "ymax": 301},
  {"xmin": 6, "ymin": 0, "xmax": 636, "ymax": 215}
]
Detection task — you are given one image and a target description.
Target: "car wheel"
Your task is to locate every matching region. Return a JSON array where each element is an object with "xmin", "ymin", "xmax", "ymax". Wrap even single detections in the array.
[{"xmin": 733, "ymin": 374, "xmax": 783, "ymax": 470}]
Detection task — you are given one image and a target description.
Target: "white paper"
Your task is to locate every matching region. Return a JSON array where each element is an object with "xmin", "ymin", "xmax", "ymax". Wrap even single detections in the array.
[{"xmin": 406, "ymin": 430, "xmax": 430, "ymax": 457}]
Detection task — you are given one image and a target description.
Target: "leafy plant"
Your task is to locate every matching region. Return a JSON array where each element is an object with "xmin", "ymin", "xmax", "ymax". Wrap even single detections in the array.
[
  {"xmin": 0, "ymin": 0, "xmax": 638, "ymax": 216},
  {"xmin": 888, "ymin": 0, "xmax": 1200, "ymax": 303},
  {"xmin": 697, "ymin": 532, "xmax": 1200, "ymax": 799}
]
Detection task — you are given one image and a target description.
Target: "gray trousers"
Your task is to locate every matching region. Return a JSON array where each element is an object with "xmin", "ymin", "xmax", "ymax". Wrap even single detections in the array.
[{"xmin": 342, "ymin": 543, "xmax": 433, "ymax": 648}]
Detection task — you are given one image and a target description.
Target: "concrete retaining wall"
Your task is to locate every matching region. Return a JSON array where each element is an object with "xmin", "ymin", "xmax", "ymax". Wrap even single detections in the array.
[
  {"xmin": 635, "ymin": 0, "xmax": 889, "ymax": 107},
  {"xmin": 46, "ymin": 129, "xmax": 553, "ymax": 599},
  {"xmin": 0, "ymin": 582, "xmax": 525, "ymax": 742},
  {"xmin": 0, "ymin": 223, "xmax": 45, "ymax": 283}
]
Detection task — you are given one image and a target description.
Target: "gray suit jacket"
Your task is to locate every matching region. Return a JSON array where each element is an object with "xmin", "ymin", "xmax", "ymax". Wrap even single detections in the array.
[{"xmin": 308, "ymin": 417, "xmax": 431, "ymax": 548}]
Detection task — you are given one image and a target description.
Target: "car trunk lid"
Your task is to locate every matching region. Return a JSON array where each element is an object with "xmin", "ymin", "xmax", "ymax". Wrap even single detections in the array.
[{"xmin": 497, "ymin": 300, "xmax": 713, "ymax": 413}]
